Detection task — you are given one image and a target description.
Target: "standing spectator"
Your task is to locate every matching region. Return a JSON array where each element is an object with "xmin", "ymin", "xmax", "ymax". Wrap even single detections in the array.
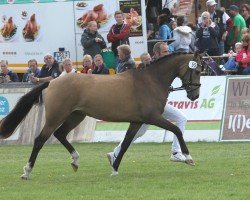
[
  {"xmin": 227, "ymin": 5, "xmax": 246, "ymax": 50},
  {"xmin": 196, "ymin": 11, "xmax": 220, "ymax": 56},
  {"xmin": 107, "ymin": 10, "xmax": 131, "ymax": 58},
  {"xmin": 81, "ymin": 21, "xmax": 106, "ymax": 58},
  {"xmin": 92, "ymin": 54, "xmax": 109, "ymax": 75},
  {"xmin": 0, "ymin": 60, "xmax": 19, "ymax": 83},
  {"xmin": 155, "ymin": 14, "xmax": 171, "ymax": 40},
  {"xmin": 206, "ymin": 0, "xmax": 231, "ymax": 55},
  {"xmin": 59, "ymin": 59, "xmax": 76, "ymax": 77},
  {"xmin": 137, "ymin": 52, "xmax": 151, "ymax": 69},
  {"xmin": 168, "ymin": 16, "xmax": 192, "ymax": 53},
  {"xmin": 241, "ymin": 4, "xmax": 250, "ymax": 28},
  {"xmin": 22, "ymin": 59, "xmax": 40, "ymax": 82},
  {"xmin": 116, "ymin": 44, "xmax": 135, "ymax": 74},
  {"xmin": 81, "ymin": 54, "xmax": 94, "ymax": 74},
  {"xmin": 30, "ymin": 54, "xmax": 60, "ymax": 84},
  {"xmin": 242, "ymin": 27, "xmax": 250, "ymax": 37},
  {"xmin": 107, "ymin": 41, "xmax": 189, "ymax": 166}
]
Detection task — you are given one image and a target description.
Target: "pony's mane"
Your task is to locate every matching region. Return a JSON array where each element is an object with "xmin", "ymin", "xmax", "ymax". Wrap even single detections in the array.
[{"xmin": 151, "ymin": 52, "xmax": 193, "ymax": 65}]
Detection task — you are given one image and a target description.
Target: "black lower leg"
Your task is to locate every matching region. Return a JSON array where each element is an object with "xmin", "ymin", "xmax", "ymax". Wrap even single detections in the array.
[{"xmin": 113, "ymin": 123, "xmax": 142, "ymax": 171}]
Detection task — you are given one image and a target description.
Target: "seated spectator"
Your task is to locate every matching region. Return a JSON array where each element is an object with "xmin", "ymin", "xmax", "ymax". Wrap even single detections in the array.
[
  {"xmin": 81, "ymin": 21, "xmax": 107, "ymax": 58},
  {"xmin": 242, "ymin": 27, "xmax": 250, "ymax": 37},
  {"xmin": 81, "ymin": 54, "xmax": 93, "ymax": 74},
  {"xmin": 196, "ymin": 11, "xmax": 220, "ymax": 56},
  {"xmin": 0, "ymin": 60, "xmax": 19, "ymax": 83},
  {"xmin": 22, "ymin": 59, "xmax": 40, "ymax": 82},
  {"xmin": 92, "ymin": 54, "xmax": 109, "ymax": 74},
  {"xmin": 137, "ymin": 52, "xmax": 151, "ymax": 69},
  {"xmin": 116, "ymin": 44, "xmax": 136, "ymax": 74},
  {"xmin": 59, "ymin": 59, "xmax": 76, "ymax": 77},
  {"xmin": 155, "ymin": 14, "xmax": 171, "ymax": 40},
  {"xmin": 30, "ymin": 54, "xmax": 60, "ymax": 84},
  {"xmin": 168, "ymin": 16, "xmax": 192, "ymax": 53},
  {"xmin": 239, "ymin": 34, "xmax": 250, "ymax": 74},
  {"xmin": 222, "ymin": 42, "xmax": 246, "ymax": 71}
]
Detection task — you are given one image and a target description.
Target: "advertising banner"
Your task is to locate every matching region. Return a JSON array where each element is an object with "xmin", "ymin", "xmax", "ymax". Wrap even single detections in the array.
[
  {"xmin": 168, "ymin": 76, "xmax": 226, "ymax": 121},
  {"xmin": 0, "ymin": 0, "xmax": 147, "ymax": 67},
  {"xmin": 220, "ymin": 77, "xmax": 250, "ymax": 141},
  {"xmin": 164, "ymin": 0, "xmax": 194, "ymax": 16}
]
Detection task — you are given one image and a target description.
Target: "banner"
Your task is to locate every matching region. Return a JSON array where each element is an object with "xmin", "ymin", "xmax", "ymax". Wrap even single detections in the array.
[
  {"xmin": 220, "ymin": 77, "xmax": 250, "ymax": 141},
  {"xmin": 168, "ymin": 76, "xmax": 226, "ymax": 121},
  {"xmin": 0, "ymin": 0, "xmax": 147, "ymax": 67},
  {"xmin": 164, "ymin": 0, "xmax": 194, "ymax": 16}
]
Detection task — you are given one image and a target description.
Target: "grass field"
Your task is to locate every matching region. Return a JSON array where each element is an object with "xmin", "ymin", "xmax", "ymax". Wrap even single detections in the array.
[{"xmin": 0, "ymin": 142, "xmax": 249, "ymax": 200}]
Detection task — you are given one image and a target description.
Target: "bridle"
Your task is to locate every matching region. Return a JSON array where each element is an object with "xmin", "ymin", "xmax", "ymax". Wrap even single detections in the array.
[{"xmin": 169, "ymin": 56, "xmax": 202, "ymax": 93}]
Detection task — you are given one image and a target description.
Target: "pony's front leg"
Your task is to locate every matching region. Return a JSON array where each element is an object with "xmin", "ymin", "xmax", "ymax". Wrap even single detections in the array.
[{"xmin": 150, "ymin": 116, "xmax": 195, "ymax": 166}]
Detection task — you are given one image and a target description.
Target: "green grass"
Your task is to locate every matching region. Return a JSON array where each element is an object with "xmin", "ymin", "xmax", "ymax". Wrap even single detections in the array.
[
  {"xmin": 0, "ymin": 142, "xmax": 249, "ymax": 200},
  {"xmin": 95, "ymin": 121, "xmax": 221, "ymax": 131}
]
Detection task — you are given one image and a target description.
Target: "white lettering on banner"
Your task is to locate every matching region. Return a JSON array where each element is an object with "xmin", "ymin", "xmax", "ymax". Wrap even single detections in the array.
[{"xmin": 228, "ymin": 115, "xmax": 250, "ymax": 132}]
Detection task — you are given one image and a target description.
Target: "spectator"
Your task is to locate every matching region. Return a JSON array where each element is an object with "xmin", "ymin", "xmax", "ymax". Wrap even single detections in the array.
[
  {"xmin": 81, "ymin": 54, "xmax": 94, "ymax": 74},
  {"xmin": 30, "ymin": 54, "xmax": 60, "ymax": 84},
  {"xmin": 116, "ymin": 44, "xmax": 135, "ymax": 74},
  {"xmin": 170, "ymin": 20, "xmax": 177, "ymax": 38},
  {"xmin": 168, "ymin": 16, "xmax": 192, "ymax": 53},
  {"xmin": 152, "ymin": 41, "xmax": 170, "ymax": 61},
  {"xmin": 59, "ymin": 59, "xmax": 76, "ymax": 77},
  {"xmin": 241, "ymin": 4, "xmax": 250, "ymax": 28},
  {"xmin": 0, "ymin": 60, "xmax": 19, "ymax": 83},
  {"xmin": 107, "ymin": 41, "xmax": 189, "ymax": 165},
  {"xmin": 187, "ymin": 22, "xmax": 197, "ymax": 53},
  {"xmin": 239, "ymin": 34, "xmax": 250, "ymax": 74},
  {"xmin": 155, "ymin": 14, "xmax": 171, "ymax": 40},
  {"xmin": 196, "ymin": 11, "xmax": 220, "ymax": 56},
  {"xmin": 242, "ymin": 27, "xmax": 250, "ymax": 37},
  {"xmin": 92, "ymin": 54, "xmax": 109, "ymax": 74},
  {"xmin": 137, "ymin": 52, "xmax": 151, "ymax": 69},
  {"xmin": 22, "ymin": 59, "xmax": 40, "ymax": 82},
  {"xmin": 206, "ymin": 0, "xmax": 231, "ymax": 55},
  {"xmin": 227, "ymin": 5, "xmax": 246, "ymax": 50},
  {"xmin": 107, "ymin": 10, "xmax": 130, "ymax": 57},
  {"xmin": 81, "ymin": 21, "xmax": 106, "ymax": 58}
]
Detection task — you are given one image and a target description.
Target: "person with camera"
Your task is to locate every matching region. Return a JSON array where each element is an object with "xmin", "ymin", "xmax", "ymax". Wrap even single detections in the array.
[
  {"xmin": 22, "ymin": 59, "xmax": 40, "ymax": 82},
  {"xmin": 81, "ymin": 21, "xmax": 107, "ymax": 58},
  {"xmin": 196, "ymin": 11, "xmax": 220, "ymax": 56},
  {"xmin": 0, "ymin": 60, "xmax": 19, "ymax": 83}
]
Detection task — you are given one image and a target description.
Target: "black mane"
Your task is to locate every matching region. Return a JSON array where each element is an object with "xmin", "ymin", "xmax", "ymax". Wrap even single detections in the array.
[{"xmin": 151, "ymin": 52, "xmax": 193, "ymax": 64}]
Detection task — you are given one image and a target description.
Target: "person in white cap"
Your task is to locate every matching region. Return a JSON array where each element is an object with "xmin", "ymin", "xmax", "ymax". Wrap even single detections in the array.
[{"xmin": 206, "ymin": 0, "xmax": 232, "ymax": 55}]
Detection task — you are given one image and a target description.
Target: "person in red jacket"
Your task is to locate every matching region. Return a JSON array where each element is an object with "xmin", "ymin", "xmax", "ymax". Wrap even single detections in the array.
[
  {"xmin": 239, "ymin": 34, "xmax": 250, "ymax": 74},
  {"xmin": 107, "ymin": 10, "xmax": 131, "ymax": 59}
]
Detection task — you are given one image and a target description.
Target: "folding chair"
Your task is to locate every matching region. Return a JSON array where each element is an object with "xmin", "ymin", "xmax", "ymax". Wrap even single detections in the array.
[{"xmin": 202, "ymin": 53, "xmax": 225, "ymax": 76}]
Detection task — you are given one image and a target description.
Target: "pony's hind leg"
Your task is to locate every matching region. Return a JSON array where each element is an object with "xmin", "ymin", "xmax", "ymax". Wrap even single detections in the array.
[
  {"xmin": 111, "ymin": 122, "xmax": 143, "ymax": 175},
  {"xmin": 150, "ymin": 116, "xmax": 195, "ymax": 166},
  {"xmin": 21, "ymin": 124, "xmax": 56, "ymax": 180},
  {"xmin": 53, "ymin": 111, "xmax": 86, "ymax": 172}
]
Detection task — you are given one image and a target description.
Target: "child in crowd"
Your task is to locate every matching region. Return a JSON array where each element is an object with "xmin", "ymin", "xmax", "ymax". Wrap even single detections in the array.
[
  {"xmin": 222, "ymin": 42, "xmax": 246, "ymax": 71},
  {"xmin": 238, "ymin": 34, "xmax": 250, "ymax": 74}
]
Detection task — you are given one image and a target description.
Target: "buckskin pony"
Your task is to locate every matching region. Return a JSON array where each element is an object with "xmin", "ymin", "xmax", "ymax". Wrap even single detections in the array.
[{"xmin": 0, "ymin": 52, "xmax": 203, "ymax": 179}]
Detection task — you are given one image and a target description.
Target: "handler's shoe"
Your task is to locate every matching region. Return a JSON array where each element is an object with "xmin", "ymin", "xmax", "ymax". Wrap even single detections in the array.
[{"xmin": 170, "ymin": 152, "xmax": 186, "ymax": 163}]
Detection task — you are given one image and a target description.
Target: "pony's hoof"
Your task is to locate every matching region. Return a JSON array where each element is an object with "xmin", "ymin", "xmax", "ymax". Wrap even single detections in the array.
[
  {"xmin": 20, "ymin": 174, "xmax": 29, "ymax": 180},
  {"xmin": 185, "ymin": 159, "xmax": 195, "ymax": 166},
  {"xmin": 110, "ymin": 170, "xmax": 119, "ymax": 176},
  {"xmin": 71, "ymin": 163, "xmax": 78, "ymax": 172}
]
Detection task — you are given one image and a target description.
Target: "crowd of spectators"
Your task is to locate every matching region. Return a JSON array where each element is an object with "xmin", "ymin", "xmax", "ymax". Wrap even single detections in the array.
[{"xmin": 1, "ymin": 1, "xmax": 250, "ymax": 83}]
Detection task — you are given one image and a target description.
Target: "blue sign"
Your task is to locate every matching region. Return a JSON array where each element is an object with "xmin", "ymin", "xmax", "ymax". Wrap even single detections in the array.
[{"xmin": 0, "ymin": 96, "xmax": 9, "ymax": 115}]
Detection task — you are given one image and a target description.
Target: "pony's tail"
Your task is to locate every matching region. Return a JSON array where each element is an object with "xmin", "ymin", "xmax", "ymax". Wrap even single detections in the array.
[{"xmin": 0, "ymin": 82, "xmax": 50, "ymax": 139}]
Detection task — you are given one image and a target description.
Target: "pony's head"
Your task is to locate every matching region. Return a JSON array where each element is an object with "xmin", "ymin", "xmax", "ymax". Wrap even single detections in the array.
[{"xmin": 180, "ymin": 52, "xmax": 203, "ymax": 101}]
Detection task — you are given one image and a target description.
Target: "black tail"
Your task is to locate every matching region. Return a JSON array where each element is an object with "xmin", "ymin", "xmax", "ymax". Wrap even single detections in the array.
[{"xmin": 0, "ymin": 82, "xmax": 50, "ymax": 139}]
